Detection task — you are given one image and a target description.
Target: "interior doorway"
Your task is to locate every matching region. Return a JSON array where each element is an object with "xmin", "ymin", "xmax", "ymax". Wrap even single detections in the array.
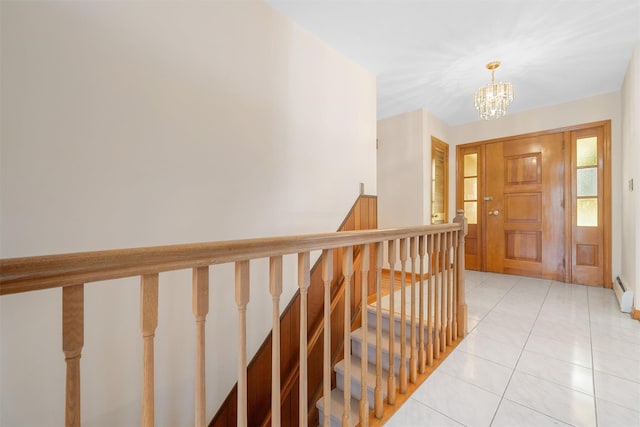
[
  {"xmin": 456, "ymin": 121, "xmax": 611, "ymax": 286},
  {"xmin": 431, "ymin": 137, "xmax": 449, "ymax": 224}
]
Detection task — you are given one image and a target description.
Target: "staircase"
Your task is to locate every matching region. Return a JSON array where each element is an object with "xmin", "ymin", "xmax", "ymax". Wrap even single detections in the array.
[{"xmin": 317, "ymin": 293, "xmax": 418, "ymax": 427}]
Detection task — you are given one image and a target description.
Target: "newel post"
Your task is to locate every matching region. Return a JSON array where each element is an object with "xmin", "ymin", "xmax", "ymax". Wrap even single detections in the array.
[{"xmin": 453, "ymin": 210, "xmax": 468, "ymax": 337}]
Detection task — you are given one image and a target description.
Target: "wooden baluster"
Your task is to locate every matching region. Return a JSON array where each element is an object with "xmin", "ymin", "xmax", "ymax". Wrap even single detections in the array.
[
  {"xmin": 447, "ymin": 231, "xmax": 454, "ymax": 347},
  {"xmin": 373, "ymin": 242, "xmax": 384, "ymax": 419},
  {"xmin": 434, "ymin": 233, "xmax": 441, "ymax": 360},
  {"xmin": 409, "ymin": 237, "xmax": 417, "ymax": 384},
  {"xmin": 62, "ymin": 284, "xmax": 84, "ymax": 427},
  {"xmin": 387, "ymin": 240, "xmax": 396, "ymax": 405},
  {"xmin": 359, "ymin": 244, "xmax": 370, "ymax": 427},
  {"xmin": 440, "ymin": 232, "xmax": 447, "ymax": 353},
  {"xmin": 141, "ymin": 274, "xmax": 158, "ymax": 427},
  {"xmin": 427, "ymin": 234, "xmax": 434, "ymax": 367},
  {"xmin": 398, "ymin": 238, "xmax": 407, "ymax": 394},
  {"xmin": 342, "ymin": 246, "xmax": 354, "ymax": 427},
  {"xmin": 299, "ymin": 252, "xmax": 310, "ymax": 426},
  {"xmin": 235, "ymin": 261, "xmax": 250, "ymax": 427},
  {"xmin": 454, "ymin": 210, "xmax": 468, "ymax": 337},
  {"xmin": 418, "ymin": 236, "xmax": 426, "ymax": 374},
  {"xmin": 193, "ymin": 267, "xmax": 209, "ymax": 427},
  {"xmin": 270, "ymin": 256, "xmax": 283, "ymax": 427},
  {"xmin": 452, "ymin": 231, "xmax": 459, "ymax": 340},
  {"xmin": 321, "ymin": 250, "xmax": 332, "ymax": 427}
]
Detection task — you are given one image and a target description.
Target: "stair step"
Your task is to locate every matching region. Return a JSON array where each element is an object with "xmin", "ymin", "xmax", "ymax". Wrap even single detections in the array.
[
  {"xmin": 334, "ymin": 354, "xmax": 388, "ymax": 404},
  {"xmin": 366, "ymin": 307, "xmax": 427, "ymax": 339},
  {"xmin": 316, "ymin": 388, "xmax": 368, "ymax": 427},
  {"xmin": 350, "ymin": 327, "xmax": 410, "ymax": 376}
]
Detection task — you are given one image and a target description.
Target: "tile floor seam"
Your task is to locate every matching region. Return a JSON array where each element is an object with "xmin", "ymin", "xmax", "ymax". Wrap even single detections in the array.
[
  {"xmin": 499, "ymin": 397, "xmax": 578, "ymax": 427},
  {"xmin": 593, "ymin": 367, "xmax": 640, "ymax": 386},
  {"xmin": 407, "ymin": 396, "xmax": 468, "ymax": 426},
  {"xmin": 593, "ymin": 393, "xmax": 640, "ymax": 415},
  {"xmin": 515, "ymin": 369, "xmax": 596, "ymax": 398},
  {"xmin": 454, "ymin": 347, "xmax": 516, "ymax": 370},
  {"xmin": 488, "ymin": 278, "xmax": 553, "ymax": 427},
  {"xmin": 587, "ymin": 285, "xmax": 600, "ymax": 427},
  {"xmin": 518, "ymin": 345, "xmax": 592, "ymax": 370},
  {"xmin": 466, "ymin": 278, "xmax": 519, "ymax": 333}
]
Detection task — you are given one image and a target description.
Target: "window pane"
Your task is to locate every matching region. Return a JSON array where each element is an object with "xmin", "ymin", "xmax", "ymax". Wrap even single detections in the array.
[
  {"xmin": 464, "ymin": 201, "xmax": 477, "ymax": 225},
  {"xmin": 577, "ymin": 137, "xmax": 597, "ymax": 167},
  {"xmin": 464, "ymin": 153, "xmax": 477, "ymax": 177},
  {"xmin": 464, "ymin": 177, "xmax": 477, "ymax": 200},
  {"xmin": 577, "ymin": 167, "xmax": 598, "ymax": 197},
  {"xmin": 577, "ymin": 198, "xmax": 598, "ymax": 227}
]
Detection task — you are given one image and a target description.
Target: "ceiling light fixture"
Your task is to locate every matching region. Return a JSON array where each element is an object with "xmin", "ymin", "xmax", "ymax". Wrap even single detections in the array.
[{"xmin": 474, "ymin": 61, "xmax": 514, "ymax": 120}]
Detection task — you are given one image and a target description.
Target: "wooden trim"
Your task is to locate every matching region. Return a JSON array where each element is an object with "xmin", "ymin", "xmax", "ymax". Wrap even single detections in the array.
[
  {"xmin": 603, "ymin": 121, "xmax": 612, "ymax": 288},
  {"xmin": 563, "ymin": 131, "xmax": 573, "ymax": 283},
  {"xmin": 457, "ymin": 120, "xmax": 612, "ymax": 148},
  {"xmin": 632, "ymin": 307, "xmax": 640, "ymax": 321}
]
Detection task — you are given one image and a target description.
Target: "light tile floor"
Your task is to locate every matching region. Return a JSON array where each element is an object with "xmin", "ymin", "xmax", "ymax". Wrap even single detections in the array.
[{"xmin": 385, "ymin": 270, "xmax": 640, "ymax": 427}]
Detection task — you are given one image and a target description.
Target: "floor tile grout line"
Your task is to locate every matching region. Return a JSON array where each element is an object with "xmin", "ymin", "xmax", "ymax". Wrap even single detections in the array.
[
  {"xmin": 406, "ymin": 396, "xmax": 466, "ymax": 426},
  {"xmin": 488, "ymin": 278, "xmax": 555, "ymax": 427},
  {"xmin": 498, "ymin": 397, "xmax": 575, "ymax": 427},
  {"xmin": 587, "ymin": 287, "xmax": 599, "ymax": 427}
]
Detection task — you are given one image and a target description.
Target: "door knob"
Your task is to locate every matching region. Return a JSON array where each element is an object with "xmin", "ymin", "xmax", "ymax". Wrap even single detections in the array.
[{"xmin": 492, "ymin": 210, "xmax": 499, "ymax": 216}]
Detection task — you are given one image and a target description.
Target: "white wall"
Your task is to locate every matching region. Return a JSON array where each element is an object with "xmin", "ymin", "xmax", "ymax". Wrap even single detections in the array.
[
  {"xmin": 621, "ymin": 45, "xmax": 639, "ymax": 309},
  {"xmin": 423, "ymin": 110, "xmax": 451, "ymax": 224},
  {"xmin": 377, "ymin": 108, "xmax": 452, "ymax": 230},
  {"xmin": 0, "ymin": 1, "xmax": 376, "ymax": 426},
  {"xmin": 450, "ymin": 92, "xmax": 623, "ymax": 283},
  {"xmin": 377, "ymin": 109, "xmax": 425, "ymax": 229}
]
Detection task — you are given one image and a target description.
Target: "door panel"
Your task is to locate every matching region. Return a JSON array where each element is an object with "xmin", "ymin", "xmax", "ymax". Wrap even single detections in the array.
[
  {"xmin": 571, "ymin": 127, "xmax": 605, "ymax": 285},
  {"xmin": 456, "ymin": 145, "xmax": 482, "ymax": 270},
  {"xmin": 485, "ymin": 134, "xmax": 565, "ymax": 280}
]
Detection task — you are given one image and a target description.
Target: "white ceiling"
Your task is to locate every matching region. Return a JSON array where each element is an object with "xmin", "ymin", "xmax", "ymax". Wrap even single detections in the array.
[{"xmin": 265, "ymin": 0, "xmax": 640, "ymax": 125}]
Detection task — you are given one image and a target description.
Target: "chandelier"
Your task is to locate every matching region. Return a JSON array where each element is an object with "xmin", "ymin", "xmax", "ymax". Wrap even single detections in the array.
[{"xmin": 474, "ymin": 61, "xmax": 514, "ymax": 120}]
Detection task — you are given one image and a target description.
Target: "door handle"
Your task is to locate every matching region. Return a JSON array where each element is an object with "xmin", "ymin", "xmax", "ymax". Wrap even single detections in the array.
[{"xmin": 488, "ymin": 210, "xmax": 500, "ymax": 216}]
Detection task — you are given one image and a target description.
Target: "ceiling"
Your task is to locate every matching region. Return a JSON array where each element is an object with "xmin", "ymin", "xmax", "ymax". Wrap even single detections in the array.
[{"xmin": 265, "ymin": 0, "xmax": 640, "ymax": 125}]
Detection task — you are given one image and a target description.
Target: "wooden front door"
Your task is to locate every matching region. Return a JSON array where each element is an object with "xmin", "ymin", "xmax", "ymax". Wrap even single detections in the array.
[
  {"xmin": 457, "ymin": 121, "xmax": 611, "ymax": 286},
  {"xmin": 484, "ymin": 134, "xmax": 566, "ymax": 280}
]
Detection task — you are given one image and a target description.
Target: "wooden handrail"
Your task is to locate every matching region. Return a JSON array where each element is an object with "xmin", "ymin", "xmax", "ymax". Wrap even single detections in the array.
[
  {"xmin": 1, "ymin": 224, "xmax": 462, "ymax": 295},
  {"xmin": 1, "ymin": 210, "xmax": 468, "ymax": 427}
]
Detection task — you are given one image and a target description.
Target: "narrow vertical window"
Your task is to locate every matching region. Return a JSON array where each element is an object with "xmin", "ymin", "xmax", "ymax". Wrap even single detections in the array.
[
  {"xmin": 463, "ymin": 153, "xmax": 478, "ymax": 224},
  {"xmin": 576, "ymin": 137, "xmax": 598, "ymax": 227}
]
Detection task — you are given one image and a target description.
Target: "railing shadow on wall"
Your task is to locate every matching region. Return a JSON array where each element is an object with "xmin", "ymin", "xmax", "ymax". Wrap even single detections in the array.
[{"xmin": 0, "ymin": 205, "xmax": 467, "ymax": 427}]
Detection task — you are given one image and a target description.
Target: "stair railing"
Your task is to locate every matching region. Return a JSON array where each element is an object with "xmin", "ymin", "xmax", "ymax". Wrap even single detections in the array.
[{"xmin": 0, "ymin": 211, "xmax": 467, "ymax": 427}]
